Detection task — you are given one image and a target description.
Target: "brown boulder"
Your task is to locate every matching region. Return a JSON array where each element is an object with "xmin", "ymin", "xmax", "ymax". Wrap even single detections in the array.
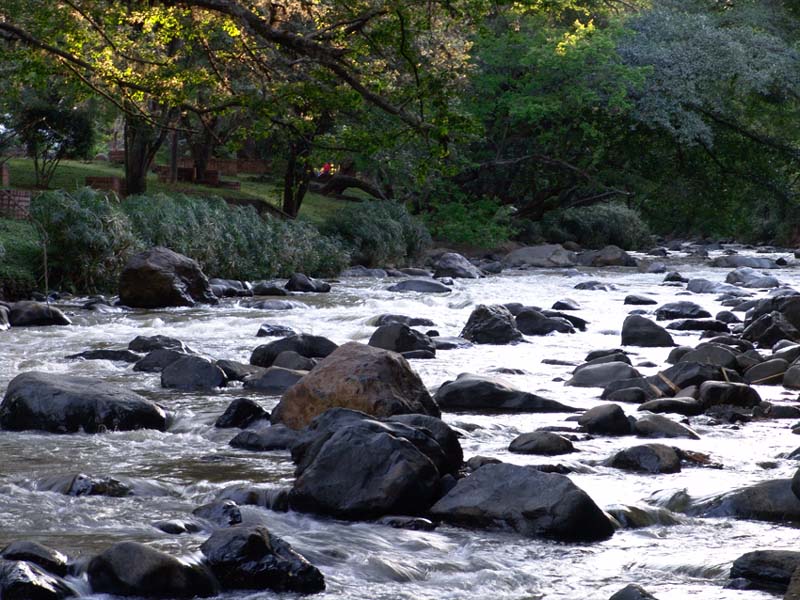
[{"xmin": 271, "ymin": 342, "xmax": 440, "ymax": 429}]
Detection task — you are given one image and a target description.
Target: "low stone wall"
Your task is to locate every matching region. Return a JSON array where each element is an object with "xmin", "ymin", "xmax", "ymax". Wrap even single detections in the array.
[
  {"xmin": 0, "ymin": 190, "xmax": 32, "ymax": 219},
  {"xmin": 85, "ymin": 176, "xmax": 127, "ymax": 197}
]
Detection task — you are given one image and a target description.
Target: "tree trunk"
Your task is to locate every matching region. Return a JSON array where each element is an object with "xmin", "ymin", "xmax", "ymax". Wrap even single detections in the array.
[
  {"xmin": 123, "ymin": 106, "xmax": 176, "ymax": 196},
  {"xmin": 282, "ymin": 139, "xmax": 312, "ymax": 217},
  {"xmin": 189, "ymin": 117, "xmax": 217, "ymax": 182}
]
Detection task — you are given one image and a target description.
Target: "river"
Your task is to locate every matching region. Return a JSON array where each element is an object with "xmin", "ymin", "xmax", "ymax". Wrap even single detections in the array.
[{"xmin": 1, "ymin": 247, "xmax": 797, "ymax": 599}]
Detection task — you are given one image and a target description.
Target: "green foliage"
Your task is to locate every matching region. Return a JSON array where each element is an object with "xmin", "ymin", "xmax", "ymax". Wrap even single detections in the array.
[
  {"xmin": 425, "ymin": 197, "xmax": 516, "ymax": 248},
  {"xmin": 30, "ymin": 188, "xmax": 141, "ymax": 292},
  {"xmin": 541, "ymin": 203, "xmax": 651, "ymax": 249},
  {"xmin": 0, "ymin": 218, "xmax": 42, "ymax": 300},
  {"xmin": 323, "ymin": 201, "xmax": 431, "ymax": 267}
]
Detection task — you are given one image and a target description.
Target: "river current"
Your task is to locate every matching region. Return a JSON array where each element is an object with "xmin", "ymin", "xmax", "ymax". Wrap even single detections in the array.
[{"xmin": 1, "ymin": 248, "xmax": 798, "ymax": 599}]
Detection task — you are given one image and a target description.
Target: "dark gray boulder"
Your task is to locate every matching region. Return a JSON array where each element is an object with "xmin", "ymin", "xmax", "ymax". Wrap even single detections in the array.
[
  {"xmin": 516, "ymin": 309, "xmax": 575, "ymax": 335},
  {"xmin": 621, "ymin": 315, "xmax": 674, "ymax": 347},
  {"xmin": 128, "ymin": 334, "xmax": 189, "ymax": 353},
  {"xmin": 509, "ymin": 431, "xmax": 575, "ymax": 455},
  {"xmin": 215, "ymin": 398, "xmax": 269, "ymax": 429},
  {"xmin": 578, "ymin": 404, "xmax": 632, "ymax": 436},
  {"xmin": 655, "ymin": 301, "xmax": 711, "ymax": 321},
  {"xmin": 689, "ymin": 479, "xmax": 800, "ymax": 522},
  {"xmin": 609, "ymin": 583, "xmax": 659, "ymax": 599},
  {"xmin": 729, "ymin": 550, "xmax": 800, "ymax": 592},
  {"xmin": 285, "ymin": 273, "xmax": 330, "ymax": 293},
  {"xmin": 607, "ymin": 444, "xmax": 681, "ymax": 474},
  {"xmin": 742, "ymin": 311, "xmax": 800, "ymax": 347},
  {"xmin": 0, "ymin": 372, "xmax": 167, "ymax": 433},
  {"xmin": 0, "ymin": 558, "xmax": 75, "ymax": 599},
  {"xmin": 385, "ymin": 413, "xmax": 463, "ymax": 474},
  {"xmin": 429, "ymin": 463, "xmax": 614, "ymax": 541},
  {"xmin": 66, "ymin": 349, "xmax": 142, "ymax": 363},
  {"xmin": 679, "ymin": 344, "xmax": 739, "ymax": 370},
  {"xmin": 744, "ymin": 358, "xmax": 787, "ymax": 385},
  {"xmin": 215, "ymin": 360, "xmax": 266, "ymax": 382},
  {"xmin": 460, "ymin": 304, "xmax": 522, "ymax": 344},
  {"xmin": 696, "ymin": 382, "xmax": 761, "ymax": 410},
  {"xmin": 161, "ymin": 355, "xmax": 226, "ymax": 390},
  {"xmin": 435, "ymin": 374, "xmax": 577, "ymax": 413},
  {"xmin": 192, "ymin": 500, "xmax": 243, "ymax": 527},
  {"xmin": 624, "ymin": 295, "xmax": 657, "ymax": 306},
  {"xmin": 638, "ymin": 398, "xmax": 703, "ymax": 416},
  {"xmin": 433, "ymin": 252, "xmax": 482, "ymax": 279},
  {"xmin": 369, "ymin": 314, "xmax": 435, "ymax": 327},
  {"xmin": 230, "ymin": 424, "xmax": 300, "ymax": 451},
  {"xmin": 387, "ymin": 279, "xmax": 451, "ymax": 293},
  {"xmin": 250, "ymin": 334, "xmax": 338, "ymax": 368},
  {"xmin": 272, "ymin": 351, "xmax": 316, "ymax": 371},
  {"xmin": 577, "ymin": 245, "xmax": 636, "ymax": 267},
  {"xmin": 368, "ymin": 323, "xmax": 435, "ymax": 355},
  {"xmin": 552, "ymin": 298, "xmax": 580, "ymax": 310},
  {"xmin": 1, "ymin": 541, "xmax": 69, "ymax": 577},
  {"xmin": 119, "ymin": 246, "xmax": 218, "ymax": 308},
  {"xmin": 243, "ymin": 367, "xmax": 306, "ymax": 395},
  {"xmin": 256, "ymin": 323, "xmax": 296, "ymax": 338},
  {"xmin": 200, "ymin": 525, "xmax": 325, "ymax": 593},
  {"xmin": 567, "ymin": 362, "xmax": 641, "ymax": 388},
  {"xmin": 666, "ymin": 319, "xmax": 729, "ymax": 332},
  {"xmin": 8, "ymin": 301, "xmax": 71, "ymax": 327},
  {"xmin": 633, "ymin": 414, "xmax": 699, "ymax": 439},
  {"xmin": 87, "ymin": 542, "xmax": 218, "ymax": 598}
]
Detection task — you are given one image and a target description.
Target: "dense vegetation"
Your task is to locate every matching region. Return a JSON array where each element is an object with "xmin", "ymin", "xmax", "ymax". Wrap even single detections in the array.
[{"xmin": 0, "ymin": 0, "xmax": 798, "ymax": 276}]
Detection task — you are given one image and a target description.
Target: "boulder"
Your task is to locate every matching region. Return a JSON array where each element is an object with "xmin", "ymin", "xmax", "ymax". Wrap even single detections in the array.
[
  {"xmin": 729, "ymin": 550, "xmax": 800, "ymax": 592},
  {"xmin": 576, "ymin": 245, "xmax": 636, "ymax": 267},
  {"xmin": 743, "ymin": 312, "xmax": 800, "ymax": 347},
  {"xmin": 387, "ymin": 279, "xmax": 451, "ymax": 293},
  {"xmin": 508, "ymin": 431, "xmax": 575, "ymax": 455},
  {"xmin": 0, "ymin": 558, "xmax": 75, "ymax": 599},
  {"xmin": 609, "ymin": 584, "xmax": 659, "ymax": 600},
  {"xmin": 192, "ymin": 500, "xmax": 243, "ymax": 527},
  {"xmin": 621, "ymin": 315, "xmax": 674, "ymax": 347},
  {"xmin": 679, "ymin": 344, "xmax": 739, "ymax": 370},
  {"xmin": 624, "ymin": 295, "xmax": 657, "ymax": 306},
  {"xmin": 368, "ymin": 323, "xmax": 435, "ymax": 355},
  {"xmin": 726, "ymin": 267, "xmax": 780, "ymax": 289},
  {"xmin": 711, "ymin": 255, "xmax": 777, "ymax": 269},
  {"xmin": 435, "ymin": 374, "xmax": 577, "ymax": 413},
  {"xmin": 503, "ymin": 244, "xmax": 577, "ymax": 268},
  {"xmin": 432, "ymin": 336, "xmax": 472, "ymax": 350},
  {"xmin": 516, "ymin": 309, "xmax": 575, "ymax": 335},
  {"xmin": 288, "ymin": 421, "xmax": 441, "ymax": 519},
  {"xmin": 34, "ymin": 473, "xmax": 136, "ymax": 497},
  {"xmin": 209, "ymin": 278, "xmax": 252, "ymax": 298},
  {"xmin": 578, "ymin": 404, "xmax": 632, "ymax": 436},
  {"xmin": 1, "ymin": 541, "xmax": 69, "ymax": 577},
  {"xmin": 216, "ymin": 360, "xmax": 266, "ymax": 382},
  {"xmin": 0, "ymin": 306, "xmax": 8, "ymax": 331},
  {"xmin": 687, "ymin": 278, "xmax": 741, "ymax": 294},
  {"xmin": 433, "ymin": 252, "xmax": 482, "ymax": 279},
  {"xmin": 87, "ymin": 542, "xmax": 218, "ymax": 598},
  {"xmin": 744, "ymin": 358, "xmax": 787, "ymax": 385},
  {"xmin": 271, "ymin": 342, "xmax": 440, "ymax": 429},
  {"xmin": 250, "ymin": 334, "xmax": 338, "ymax": 368},
  {"xmin": 215, "ymin": 398, "xmax": 269, "ymax": 429},
  {"xmin": 574, "ymin": 280, "xmax": 616, "ymax": 291},
  {"xmin": 243, "ymin": 367, "xmax": 306, "ymax": 395},
  {"xmin": 133, "ymin": 348, "xmax": 188, "ymax": 373},
  {"xmin": 161, "ymin": 355, "xmax": 226, "ymax": 390},
  {"xmin": 66, "ymin": 349, "xmax": 142, "ymax": 363},
  {"xmin": 128, "ymin": 334, "xmax": 190, "ymax": 353},
  {"xmin": 649, "ymin": 362, "xmax": 740, "ymax": 397},
  {"xmin": 567, "ymin": 362, "xmax": 641, "ymax": 388},
  {"xmin": 386, "ymin": 413, "xmax": 463, "ymax": 472},
  {"xmin": 8, "ymin": 302, "xmax": 71, "ymax": 327},
  {"xmin": 340, "ymin": 266, "xmax": 387, "ymax": 278},
  {"xmin": 689, "ymin": 479, "xmax": 800, "ymax": 522},
  {"xmin": 460, "ymin": 304, "xmax": 522, "ymax": 344},
  {"xmin": 429, "ymin": 463, "xmax": 614, "ymax": 541},
  {"xmin": 272, "ymin": 351, "xmax": 316, "ymax": 371},
  {"xmin": 655, "ymin": 301, "xmax": 711, "ymax": 321},
  {"xmin": 633, "ymin": 414, "xmax": 699, "ymax": 439},
  {"xmin": 638, "ymin": 398, "xmax": 703, "ymax": 416},
  {"xmin": 256, "ymin": 323, "xmax": 297, "ymax": 338},
  {"xmin": 666, "ymin": 319, "xmax": 729, "ymax": 332},
  {"xmin": 200, "ymin": 525, "xmax": 325, "ymax": 593},
  {"xmin": 229, "ymin": 424, "xmax": 300, "ymax": 451},
  {"xmin": 285, "ymin": 273, "xmax": 330, "ymax": 293},
  {"xmin": 552, "ymin": 298, "xmax": 580, "ymax": 311},
  {"xmin": 0, "ymin": 372, "xmax": 167, "ymax": 433},
  {"xmin": 607, "ymin": 444, "xmax": 681, "ymax": 474},
  {"xmin": 119, "ymin": 246, "xmax": 218, "ymax": 308},
  {"xmin": 784, "ymin": 366, "xmax": 800, "ymax": 390},
  {"xmin": 369, "ymin": 314, "xmax": 435, "ymax": 327}
]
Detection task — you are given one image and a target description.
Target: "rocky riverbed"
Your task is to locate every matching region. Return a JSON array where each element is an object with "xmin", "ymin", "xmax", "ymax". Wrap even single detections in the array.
[{"xmin": 2, "ymin": 243, "xmax": 800, "ymax": 599}]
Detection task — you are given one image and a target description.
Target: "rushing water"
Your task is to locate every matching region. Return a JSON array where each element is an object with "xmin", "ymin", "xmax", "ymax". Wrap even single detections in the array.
[{"xmin": 2, "ymin": 248, "xmax": 799, "ymax": 599}]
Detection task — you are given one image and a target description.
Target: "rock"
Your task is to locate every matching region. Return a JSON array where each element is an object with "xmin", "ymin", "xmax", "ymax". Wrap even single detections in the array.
[
  {"xmin": 133, "ymin": 348, "xmax": 188, "ymax": 373},
  {"xmin": 577, "ymin": 352, "xmax": 631, "ymax": 368},
  {"xmin": 567, "ymin": 362, "xmax": 641, "ymax": 388},
  {"xmin": 711, "ymin": 255, "xmax": 777, "ymax": 269},
  {"xmin": 387, "ymin": 279, "xmax": 451, "ymax": 293},
  {"xmin": 285, "ymin": 273, "xmax": 330, "ymax": 293},
  {"xmin": 633, "ymin": 414, "xmax": 699, "ymax": 439},
  {"xmin": 460, "ymin": 304, "xmax": 522, "ymax": 344},
  {"xmin": 128, "ymin": 334, "xmax": 189, "ymax": 353},
  {"xmin": 578, "ymin": 404, "xmax": 632, "ymax": 436},
  {"xmin": 119, "ymin": 246, "xmax": 218, "ymax": 308},
  {"xmin": 435, "ymin": 374, "xmax": 577, "ymax": 413},
  {"xmin": 503, "ymin": 244, "xmax": 577, "ymax": 268},
  {"xmin": 664, "ymin": 272, "xmax": 688, "ymax": 283},
  {"xmin": 508, "ymin": 431, "xmax": 575, "ymax": 455},
  {"xmin": 368, "ymin": 323, "xmax": 435, "ymax": 355},
  {"xmin": 0, "ymin": 306, "xmax": 8, "ymax": 331},
  {"xmin": 679, "ymin": 344, "xmax": 739, "ymax": 370},
  {"xmin": 250, "ymin": 282, "xmax": 289, "ymax": 296},
  {"xmin": 666, "ymin": 319, "xmax": 729, "ymax": 332},
  {"xmin": 0, "ymin": 558, "xmax": 75, "ymax": 599},
  {"xmin": 243, "ymin": 367, "xmax": 306, "ymax": 395},
  {"xmin": 152, "ymin": 519, "xmax": 203, "ymax": 535},
  {"xmin": 577, "ymin": 245, "xmax": 636, "ymax": 267},
  {"xmin": 8, "ymin": 301, "xmax": 71, "ymax": 327},
  {"xmin": 607, "ymin": 387, "xmax": 650, "ymax": 404},
  {"xmin": 34, "ymin": 473, "xmax": 135, "ymax": 497},
  {"xmin": 516, "ymin": 309, "xmax": 575, "ymax": 335},
  {"xmin": 369, "ymin": 314, "xmax": 435, "ymax": 327},
  {"xmin": 256, "ymin": 323, "xmax": 296, "ymax": 337},
  {"xmin": 744, "ymin": 359, "xmax": 788, "ymax": 385},
  {"xmin": 385, "ymin": 413, "xmax": 463, "ymax": 472},
  {"xmin": 400, "ymin": 267, "xmax": 432, "ymax": 277},
  {"xmin": 200, "ymin": 525, "xmax": 324, "ymax": 594},
  {"xmin": 784, "ymin": 366, "xmax": 800, "ymax": 389},
  {"xmin": 730, "ymin": 550, "xmax": 800, "ymax": 592},
  {"xmin": 726, "ymin": 267, "xmax": 781, "ymax": 289},
  {"xmin": 625, "ymin": 295, "xmax": 657, "ymax": 306},
  {"xmin": 340, "ymin": 265, "xmax": 387, "ymax": 278},
  {"xmin": 230, "ymin": 423, "xmax": 300, "ymax": 451},
  {"xmin": 716, "ymin": 310, "xmax": 742, "ymax": 324},
  {"xmin": 655, "ymin": 301, "xmax": 711, "ymax": 321},
  {"xmin": 608, "ymin": 443, "xmax": 681, "ymax": 474},
  {"xmin": 216, "ymin": 485, "xmax": 290, "ymax": 511},
  {"xmin": 244, "ymin": 299, "xmax": 303, "ymax": 310},
  {"xmin": 609, "ymin": 583, "xmax": 659, "ymax": 599},
  {"xmin": 288, "ymin": 420, "xmax": 441, "ymax": 519},
  {"xmin": 272, "ymin": 351, "xmax": 316, "ymax": 371},
  {"xmin": 192, "ymin": 500, "xmax": 243, "ymax": 527},
  {"xmin": 690, "ymin": 479, "xmax": 800, "ymax": 522},
  {"xmin": 1, "ymin": 541, "xmax": 69, "ymax": 577},
  {"xmin": 621, "ymin": 315, "xmax": 675, "ymax": 347},
  {"xmin": 377, "ymin": 516, "xmax": 437, "ymax": 530},
  {"xmin": 574, "ymin": 280, "xmax": 616, "ymax": 291},
  {"xmin": 432, "ymin": 336, "xmax": 473, "ymax": 350},
  {"xmin": 215, "ymin": 398, "xmax": 269, "ymax": 429},
  {"xmin": 271, "ymin": 342, "xmax": 440, "ymax": 429},
  {"xmin": 650, "ymin": 362, "xmax": 740, "ymax": 397},
  {"xmin": 66, "ymin": 349, "xmax": 142, "ymax": 363},
  {"xmin": 87, "ymin": 542, "xmax": 218, "ymax": 598},
  {"xmin": 433, "ymin": 252, "xmax": 482, "ymax": 278},
  {"xmin": 552, "ymin": 298, "xmax": 580, "ymax": 310},
  {"xmin": 0, "ymin": 372, "xmax": 167, "ymax": 433},
  {"xmin": 250, "ymin": 334, "xmax": 338, "ymax": 368},
  {"xmin": 161, "ymin": 355, "xmax": 226, "ymax": 391},
  {"xmin": 687, "ymin": 278, "xmax": 741, "ymax": 294},
  {"xmin": 743, "ymin": 312, "xmax": 800, "ymax": 347},
  {"xmin": 638, "ymin": 398, "xmax": 703, "ymax": 416},
  {"xmin": 542, "ymin": 309, "xmax": 588, "ymax": 331},
  {"xmin": 216, "ymin": 360, "xmax": 266, "ymax": 382},
  {"xmin": 210, "ymin": 278, "xmax": 252, "ymax": 297},
  {"xmin": 429, "ymin": 463, "xmax": 614, "ymax": 541}
]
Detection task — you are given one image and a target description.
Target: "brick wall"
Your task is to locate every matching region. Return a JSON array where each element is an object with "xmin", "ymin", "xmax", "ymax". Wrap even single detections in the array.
[
  {"xmin": 85, "ymin": 176, "xmax": 127, "ymax": 197},
  {"xmin": 1, "ymin": 163, "xmax": 8, "ymax": 187},
  {"xmin": 0, "ymin": 190, "xmax": 32, "ymax": 219}
]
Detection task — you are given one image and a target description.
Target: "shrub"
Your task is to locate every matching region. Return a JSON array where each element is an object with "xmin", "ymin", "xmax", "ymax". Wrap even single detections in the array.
[
  {"xmin": 30, "ymin": 188, "xmax": 140, "ymax": 292},
  {"xmin": 425, "ymin": 197, "xmax": 516, "ymax": 248},
  {"xmin": 0, "ymin": 218, "xmax": 40, "ymax": 300},
  {"xmin": 541, "ymin": 203, "xmax": 652, "ymax": 249},
  {"xmin": 323, "ymin": 200, "xmax": 431, "ymax": 267}
]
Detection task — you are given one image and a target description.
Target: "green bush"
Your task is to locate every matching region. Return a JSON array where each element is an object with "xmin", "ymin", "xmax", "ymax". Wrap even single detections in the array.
[
  {"xmin": 323, "ymin": 200, "xmax": 431, "ymax": 267},
  {"xmin": 425, "ymin": 197, "xmax": 516, "ymax": 248},
  {"xmin": 0, "ymin": 218, "xmax": 40, "ymax": 300},
  {"xmin": 30, "ymin": 188, "xmax": 140, "ymax": 292},
  {"xmin": 541, "ymin": 203, "xmax": 652, "ymax": 249}
]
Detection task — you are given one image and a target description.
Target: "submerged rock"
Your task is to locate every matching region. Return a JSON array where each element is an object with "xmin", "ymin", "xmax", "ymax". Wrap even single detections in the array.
[
  {"xmin": 435, "ymin": 373, "xmax": 577, "ymax": 413},
  {"xmin": 621, "ymin": 315, "xmax": 674, "ymax": 347},
  {"xmin": 0, "ymin": 558, "xmax": 75, "ymax": 599},
  {"xmin": 161, "ymin": 355, "xmax": 226, "ymax": 390},
  {"xmin": 607, "ymin": 444, "xmax": 681, "ymax": 474},
  {"xmin": 250, "ymin": 334, "xmax": 337, "ymax": 368},
  {"xmin": 8, "ymin": 302, "xmax": 71, "ymax": 327}
]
